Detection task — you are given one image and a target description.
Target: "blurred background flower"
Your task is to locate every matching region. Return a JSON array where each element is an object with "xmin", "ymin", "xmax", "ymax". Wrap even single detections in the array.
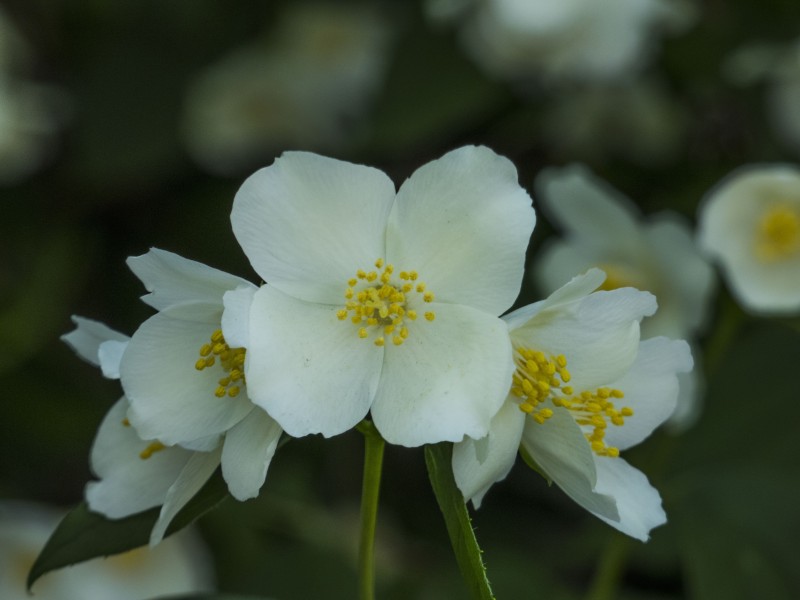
[{"xmin": 0, "ymin": 501, "xmax": 213, "ymax": 599}]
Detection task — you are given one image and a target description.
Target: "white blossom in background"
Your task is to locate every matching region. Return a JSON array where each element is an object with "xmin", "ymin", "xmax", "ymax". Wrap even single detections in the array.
[
  {"xmin": 0, "ymin": 9, "xmax": 66, "ymax": 185},
  {"xmin": 453, "ymin": 270, "xmax": 692, "ymax": 541},
  {"xmin": 181, "ymin": 3, "xmax": 392, "ymax": 175},
  {"xmin": 724, "ymin": 39, "xmax": 800, "ymax": 157},
  {"xmin": 62, "ymin": 248, "xmax": 284, "ymax": 545},
  {"xmin": 229, "ymin": 145, "xmax": 535, "ymax": 447},
  {"xmin": 426, "ymin": 0, "xmax": 693, "ymax": 84},
  {"xmin": 0, "ymin": 500, "xmax": 213, "ymax": 600},
  {"xmin": 698, "ymin": 164, "xmax": 800, "ymax": 315},
  {"xmin": 532, "ymin": 165, "xmax": 714, "ymax": 429}
]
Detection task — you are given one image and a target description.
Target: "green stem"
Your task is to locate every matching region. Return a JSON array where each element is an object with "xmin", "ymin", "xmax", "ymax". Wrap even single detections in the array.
[
  {"xmin": 356, "ymin": 420, "xmax": 385, "ymax": 600},
  {"xmin": 425, "ymin": 442, "xmax": 496, "ymax": 600},
  {"xmin": 585, "ymin": 533, "xmax": 631, "ymax": 600}
]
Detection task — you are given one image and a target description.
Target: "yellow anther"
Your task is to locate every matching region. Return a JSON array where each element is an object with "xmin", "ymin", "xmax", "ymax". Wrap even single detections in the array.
[
  {"xmin": 228, "ymin": 386, "xmax": 241, "ymax": 398},
  {"xmin": 211, "ymin": 329, "xmax": 224, "ymax": 343},
  {"xmin": 195, "ymin": 358, "xmax": 207, "ymax": 371},
  {"xmin": 199, "ymin": 344, "xmax": 212, "ymax": 357},
  {"xmin": 121, "ymin": 418, "xmax": 131, "ymax": 427},
  {"xmin": 424, "ymin": 312, "xmax": 435, "ymax": 321},
  {"xmin": 139, "ymin": 441, "xmax": 166, "ymax": 460},
  {"xmin": 204, "ymin": 356, "xmax": 215, "ymax": 368},
  {"xmin": 621, "ymin": 407, "xmax": 634, "ymax": 417},
  {"xmin": 339, "ymin": 259, "xmax": 436, "ymax": 348},
  {"xmin": 215, "ymin": 386, "xmax": 226, "ymax": 398},
  {"xmin": 195, "ymin": 329, "xmax": 247, "ymax": 399},
  {"xmin": 556, "ymin": 355, "xmax": 567, "ymax": 368}
]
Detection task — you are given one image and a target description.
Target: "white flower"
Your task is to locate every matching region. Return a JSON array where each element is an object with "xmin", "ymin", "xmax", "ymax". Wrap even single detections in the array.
[
  {"xmin": 533, "ymin": 164, "xmax": 714, "ymax": 428},
  {"xmin": 429, "ymin": 0, "xmax": 692, "ymax": 84},
  {"xmin": 0, "ymin": 500, "xmax": 214, "ymax": 599},
  {"xmin": 698, "ymin": 164, "xmax": 800, "ymax": 314},
  {"xmin": 229, "ymin": 146, "xmax": 535, "ymax": 446},
  {"xmin": 453, "ymin": 270, "xmax": 693, "ymax": 541},
  {"xmin": 63, "ymin": 248, "xmax": 284, "ymax": 544},
  {"xmin": 181, "ymin": 3, "xmax": 391, "ymax": 175}
]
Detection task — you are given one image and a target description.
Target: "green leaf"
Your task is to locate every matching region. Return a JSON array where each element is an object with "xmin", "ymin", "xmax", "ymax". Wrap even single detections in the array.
[
  {"xmin": 425, "ymin": 442, "xmax": 496, "ymax": 600},
  {"xmin": 28, "ymin": 468, "xmax": 229, "ymax": 589}
]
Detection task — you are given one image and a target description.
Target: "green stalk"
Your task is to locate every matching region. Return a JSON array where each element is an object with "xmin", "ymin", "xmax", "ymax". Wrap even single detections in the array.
[
  {"xmin": 585, "ymin": 533, "xmax": 631, "ymax": 600},
  {"xmin": 356, "ymin": 420, "xmax": 385, "ymax": 600},
  {"xmin": 425, "ymin": 442, "xmax": 496, "ymax": 600}
]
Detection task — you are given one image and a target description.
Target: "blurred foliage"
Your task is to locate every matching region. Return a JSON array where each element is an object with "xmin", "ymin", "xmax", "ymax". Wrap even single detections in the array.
[{"xmin": 3, "ymin": 0, "xmax": 800, "ymax": 598}]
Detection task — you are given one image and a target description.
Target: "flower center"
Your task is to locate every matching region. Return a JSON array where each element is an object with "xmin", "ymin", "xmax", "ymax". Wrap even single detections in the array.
[
  {"xmin": 596, "ymin": 263, "xmax": 641, "ymax": 292},
  {"xmin": 511, "ymin": 347, "xmax": 633, "ymax": 458},
  {"xmin": 756, "ymin": 204, "xmax": 800, "ymax": 262},
  {"xmin": 194, "ymin": 328, "xmax": 246, "ymax": 398},
  {"xmin": 337, "ymin": 258, "xmax": 436, "ymax": 347}
]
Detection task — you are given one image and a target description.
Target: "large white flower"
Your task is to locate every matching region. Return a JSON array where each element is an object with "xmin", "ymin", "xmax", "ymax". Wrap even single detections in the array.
[
  {"xmin": 698, "ymin": 165, "xmax": 800, "ymax": 314},
  {"xmin": 230, "ymin": 146, "xmax": 535, "ymax": 446},
  {"xmin": 453, "ymin": 270, "xmax": 692, "ymax": 541},
  {"xmin": 533, "ymin": 164, "xmax": 714, "ymax": 428}
]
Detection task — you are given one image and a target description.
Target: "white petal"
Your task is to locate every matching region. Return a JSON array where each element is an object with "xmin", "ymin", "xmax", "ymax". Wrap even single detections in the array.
[
  {"xmin": 150, "ymin": 447, "xmax": 222, "ymax": 546},
  {"xmin": 511, "ymin": 286, "xmax": 655, "ymax": 392},
  {"xmin": 592, "ymin": 457, "xmax": 666, "ymax": 541},
  {"xmin": 221, "ymin": 285, "xmax": 256, "ymax": 349},
  {"xmin": 127, "ymin": 248, "xmax": 253, "ymax": 311},
  {"xmin": 121, "ymin": 304, "xmax": 253, "ymax": 445},
  {"xmin": 604, "ymin": 337, "xmax": 693, "ymax": 451},
  {"xmin": 86, "ymin": 398, "xmax": 194, "ymax": 518},
  {"xmin": 532, "ymin": 242, "xmax": 599, "ymax": 298},
  {"xmin": 535, "ymin": 164, "xmax": 643, "ymax": 255},
  {"xmin": 521, "ymin": 408, "xmax": 618, "ymax": 522},
  {"xmin": 665, "ymin": 355, "xmax": 704, "ymax": 432},
  {"xmin": 61, "ymin": 316, "xmax": 129, "ymax": 369},
  {"xmin": 387, "ymin": 146, "xmax": 535, "ymax": 315},
  {"xmin": 370, "ymin": 303, "xmax": 513, "ymax": 446},
  {"xmin": 231, "ymin": 151, "xmax": 396, "ymax": 304},
  {"xmin": 221, "ymin": 407, "xmax": 283, "ymax": 501},
  {"xmin": 98, "ymin": 340, "xmax": 127, "ymax": 379},
  {"xmin": 504, "ymin": 268, "xmax": 606, "ymax": 331},
  {"xmin": 244, "ymin": 285, "xmax": 381, "ymax": 437},
  {"xmin": 452, "ymin": 399, "xmax": 525, "ymax": 508}
]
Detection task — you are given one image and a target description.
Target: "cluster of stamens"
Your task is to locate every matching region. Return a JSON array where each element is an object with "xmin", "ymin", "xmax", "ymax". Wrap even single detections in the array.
[
  {"xmin": 512, "ymin": 347, "xmax": 633, "ymax": 457},
  {"xmin": 337, "ymin": 258, "xmax": 435, "ymax": 347},
  {"xmin": 194, "ymin": 329, "xmax": 246, "ymax": 398},
  {"xmin": 756, "ymin": 204, "xmax": 800, "ymax": 262}
]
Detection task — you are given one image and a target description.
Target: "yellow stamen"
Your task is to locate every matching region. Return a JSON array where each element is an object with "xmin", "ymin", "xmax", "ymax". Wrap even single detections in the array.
[
  {"xmin": 339, "ymin": 259, "xmax": 436, "ymax": 346},
  {"xmin": 139, "ymin": 441, "xmax": 166, "ymax": 460},
  {"xmin": 194, "ymin": 329, "xmax": 247, "ymax": 399},
  {"xmin": 756, "ymin": 204, "xmax": 800, "ymax": 262},
  {"xmin": 511, "ymin": 347, "xmax": 632, "ymax": 457}
]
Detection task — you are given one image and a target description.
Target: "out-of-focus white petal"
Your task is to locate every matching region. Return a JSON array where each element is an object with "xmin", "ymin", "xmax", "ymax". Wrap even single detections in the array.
[
  {"xmin": 221, "ymin": 408, "xmax": 283, "ymax": 501},
  {"xmin": 98, "ymin": 339, "xmax": 128, "ymax": 379},
  {"xmin": 121, "ymin": 304, "xmax": 253, "ymax": 445},
  {"xmin": 521, "ymin": 407, "xmax": 619, "ymax": 521},
  {"xmin": 231, "ymin": 151, "xmax": 395, "ymax": 304},
  {"xmin": 592, "ymin": 457, "xmax": 666, "ymax": 541},
  {"xmin": 698, "ymin": 164, "xmax": 800, "ymax": 314},
  {"xmin": 536, "ymin": 164, "xmax": 643, "ymax": 256},
  {"xmin": 127, "ymin": 248, "xmax": 253, "ymax": 311},
  {"xmin": 86, "ymin": 399, "xmax": 194, "ymax": 519},
  {"xmin": 604, "ymin": 337, "xmax": 692, "ymax": 451},
  {"xmin": 244, "ymin": 285, "xmax": 381, "ymax": 437},
  {"xmin": 61, "ymin": 316, "xmax": 129, "ymax": 368},
  {"xmin": 371, "ymin": 303, "xmax": 513, "ymax": 446},
  {"xmin": 150, "ymin": 448, "xmax": 222, "ymax": 546},
  {"xmin": 452, "ymin": 400, "xmax": 525, "ymax": 507},
  {"xmin": 387, "ymin": 145, "xmax": 535, "ymax": 315}
]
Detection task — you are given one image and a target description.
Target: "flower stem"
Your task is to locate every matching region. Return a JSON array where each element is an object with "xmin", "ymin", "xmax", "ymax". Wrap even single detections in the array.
[
  {"xmin": 356, "ymin": 420, "xmax": 385, "ymax": 600},
  {"xmin": 425, "ymin": 442, "xmax": 496, "ymax": 600},
  {"xmin": 585, "ymin": 533, "xmax": 631, "ymax": 600}
]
